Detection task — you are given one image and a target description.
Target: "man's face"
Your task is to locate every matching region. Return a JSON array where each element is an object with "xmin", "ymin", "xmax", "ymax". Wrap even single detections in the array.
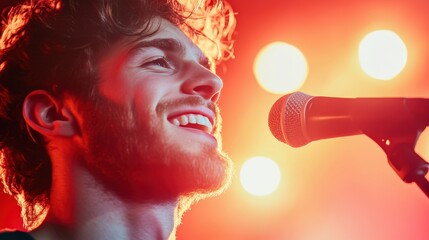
[{"xmin": 79, "ymin": 18, "xmax": 232, "ymax": 202}]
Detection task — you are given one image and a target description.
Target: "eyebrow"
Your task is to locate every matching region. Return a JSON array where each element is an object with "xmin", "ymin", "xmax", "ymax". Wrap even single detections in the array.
[
  {"xmin": 130, "ymin": 38, "xmax": 185, "ymax": 53},
  {"xmin": 128, "ymin": 38, "xmax": 211, "ymax": 69}
]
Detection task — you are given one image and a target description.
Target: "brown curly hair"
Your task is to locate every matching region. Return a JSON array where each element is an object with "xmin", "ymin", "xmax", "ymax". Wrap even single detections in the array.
[{"xmin": 0, "ymin": 0, "xmax": 235, "ymax": 230}]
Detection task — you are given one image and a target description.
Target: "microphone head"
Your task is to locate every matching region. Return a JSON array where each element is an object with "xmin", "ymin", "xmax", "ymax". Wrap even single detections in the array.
[{"xmin": 268, "ymin": 92, "xmax": 313, "ymax": 147}]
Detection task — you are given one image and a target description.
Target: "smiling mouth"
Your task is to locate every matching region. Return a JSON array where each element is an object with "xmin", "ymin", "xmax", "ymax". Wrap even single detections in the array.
[{"xmin": 169, "ymin": 113, "xmax": 214, "ymax": 134}]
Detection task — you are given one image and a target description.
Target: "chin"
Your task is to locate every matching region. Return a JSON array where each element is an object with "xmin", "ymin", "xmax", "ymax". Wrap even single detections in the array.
[
  {"xmin": 169, "ymin": 149, "xmax": 233, "ymax": 197},
  {"xmin": 175, "ymin": 151, "xmax": 233, "ymax": 222}
]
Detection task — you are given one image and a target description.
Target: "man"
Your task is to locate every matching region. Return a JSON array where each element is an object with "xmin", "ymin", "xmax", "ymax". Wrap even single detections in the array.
[{"xmin": 0, "ymin": 0, "xmax": 235, "ymax": 239}]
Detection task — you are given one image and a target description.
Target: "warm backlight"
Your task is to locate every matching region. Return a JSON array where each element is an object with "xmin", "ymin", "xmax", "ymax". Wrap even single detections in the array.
[
  {"xmin": 358, "ymin": 30, "xmax": 407, "ymax": 80},
  {"xmin": 240, "ymin": 156, "xmax": 281, "ymax": 196},
  {"xmin": 253, "ymin": 42, "xmax": 308, "ymax": 94}
]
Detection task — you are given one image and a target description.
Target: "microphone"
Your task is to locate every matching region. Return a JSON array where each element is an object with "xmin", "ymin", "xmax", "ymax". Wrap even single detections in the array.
[{"xmin": 268, "ymin": 92, "xmax": 429, "ymax": 148}]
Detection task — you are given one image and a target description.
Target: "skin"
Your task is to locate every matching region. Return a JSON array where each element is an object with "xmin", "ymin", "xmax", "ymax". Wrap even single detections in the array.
[{"xmin": 22, "ymin": 17, "xmax": 232, "ymax": 240}]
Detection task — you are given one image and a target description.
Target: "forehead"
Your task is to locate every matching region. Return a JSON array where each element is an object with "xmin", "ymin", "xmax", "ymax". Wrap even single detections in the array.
[{"xmin": 107, "ymin": 18, "xmax": 207, "ymax": 61}]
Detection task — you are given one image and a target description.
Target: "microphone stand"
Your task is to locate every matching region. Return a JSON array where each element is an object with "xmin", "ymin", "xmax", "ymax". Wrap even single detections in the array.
[{"xmin": 368, "ymin": 129, "xmax": 429, "ymax": 198}]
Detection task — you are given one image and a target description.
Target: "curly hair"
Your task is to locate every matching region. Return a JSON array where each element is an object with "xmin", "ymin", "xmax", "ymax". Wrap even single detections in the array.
[{"xmin": 0, "ymin": 0, "xmax": 235, "ymax": 230}]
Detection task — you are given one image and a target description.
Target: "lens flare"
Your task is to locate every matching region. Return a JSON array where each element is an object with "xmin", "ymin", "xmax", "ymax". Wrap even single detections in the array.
[
  {"xmin": 358, "ymin": 30, "xmax": 407, "ymax": 80},
  {"xmin": 240, "ymin": 156, "xmax": 281, "ymax": 196}
]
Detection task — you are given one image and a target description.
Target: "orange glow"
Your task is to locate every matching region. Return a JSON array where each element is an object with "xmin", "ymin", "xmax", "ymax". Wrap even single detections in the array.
[{"xmin": 253, "ymin": 42, "xmax": 308, "ymax": 94}]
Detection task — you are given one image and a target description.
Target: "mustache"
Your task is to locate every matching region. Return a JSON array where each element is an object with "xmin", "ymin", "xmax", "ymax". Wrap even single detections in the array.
[{"xmin": 156, "ymin": 96, "xmax": 219, "ymax": 116}]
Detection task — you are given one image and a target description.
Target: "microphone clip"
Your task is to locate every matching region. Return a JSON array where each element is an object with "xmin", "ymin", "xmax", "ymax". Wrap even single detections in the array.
[{"xmin": 367, "ymin": 128, "xmax": 429, "ymax": 198}]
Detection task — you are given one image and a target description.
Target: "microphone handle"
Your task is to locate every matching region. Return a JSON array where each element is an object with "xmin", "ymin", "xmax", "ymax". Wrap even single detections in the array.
[{"xmin": 304, "ymin": 97, "xmax": 429, "ymax": 142}]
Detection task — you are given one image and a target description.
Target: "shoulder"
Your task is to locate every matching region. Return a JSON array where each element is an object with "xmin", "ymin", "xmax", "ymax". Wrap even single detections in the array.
[{"xmin": 0, "ymin": 230, "xmax": 35, "ymax": 240}]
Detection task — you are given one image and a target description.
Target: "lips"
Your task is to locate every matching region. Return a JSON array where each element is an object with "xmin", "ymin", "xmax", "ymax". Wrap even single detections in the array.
[{"xmin": 168, "ymin": 113, "xmax": 214, "ymax": 134}]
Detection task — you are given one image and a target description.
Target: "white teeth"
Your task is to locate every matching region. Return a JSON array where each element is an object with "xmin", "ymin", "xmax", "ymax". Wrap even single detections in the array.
[
  {"xmin": 189, "ymin": 114, "xmax": 197, "ymax": 124},
  {"xmin": 196, "ymin": 115, "xmax": 205, "ymax": 125},
  {"xmin": 180, "ymin": 115, "xmax": 188, "ymax": 125},
  {"xmin": 170, "ymin": 114, "xmax": 213, "ymax": 133},
  {"xmin": 172, "ymin": 118, "xmax": 180, "ymax": 126}
]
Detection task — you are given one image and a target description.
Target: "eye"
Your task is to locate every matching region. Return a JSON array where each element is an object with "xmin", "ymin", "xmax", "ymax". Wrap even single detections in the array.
[{"xmin": 141, "ymin": 57, "xmax": 174, "ymax": 69}]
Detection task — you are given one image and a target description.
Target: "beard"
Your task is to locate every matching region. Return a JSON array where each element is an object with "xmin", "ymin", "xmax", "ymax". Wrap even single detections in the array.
[{"xmin": 79, "ymin": 94, "xmax": 232, "ymax": 203}]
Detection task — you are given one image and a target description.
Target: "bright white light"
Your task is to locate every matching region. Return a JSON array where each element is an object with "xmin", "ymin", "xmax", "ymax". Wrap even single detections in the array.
[
  {"xmin": 358, "ymin": 30, "xmax": 407, "ymax": 80},
  {"xmin": 240, "ymin": 156, "xmax": 281, "ymax": 196},
  {"xmin": 253, "ymin": 42, "xmax": 308, "ymax": 94}
]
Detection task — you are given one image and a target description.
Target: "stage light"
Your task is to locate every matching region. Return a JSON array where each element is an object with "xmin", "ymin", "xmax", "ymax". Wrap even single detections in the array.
[
  {"xmin": 358, "ymin": 30, "xmax": 407, "ymax": 80},
  {"xmin": 253, "ymin": 41, "xmax": 308, "ymax": 94},
  {"xmin": 239, "ymin": 156, "xmax": 281, "ymax": 196}
]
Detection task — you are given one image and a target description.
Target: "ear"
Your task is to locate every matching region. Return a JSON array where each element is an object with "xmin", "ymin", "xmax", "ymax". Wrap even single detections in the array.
[{"xmin": 23, "ymin": 90, "xmax": 77, "ymax": 137}]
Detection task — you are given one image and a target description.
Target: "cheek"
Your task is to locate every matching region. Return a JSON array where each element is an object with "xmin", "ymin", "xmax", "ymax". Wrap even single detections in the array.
[
  {"xmin": 98, "ymin": 57, "xmax": 134, "ymax": 105},
  {"xmin": 132, "ymin": 80, "xmax": 178, "ymax": 112}
]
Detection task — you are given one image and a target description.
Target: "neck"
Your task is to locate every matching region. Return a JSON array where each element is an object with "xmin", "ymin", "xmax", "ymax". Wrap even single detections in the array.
[{"xmin": 31, "ymin": 163, "xmax": 179, "ymax": 240}]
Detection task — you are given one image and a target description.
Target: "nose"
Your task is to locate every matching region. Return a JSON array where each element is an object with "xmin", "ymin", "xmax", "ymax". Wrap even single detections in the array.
[{"xmin": 181, "ymin": 62, "xmax": 223, "ymax": 102}]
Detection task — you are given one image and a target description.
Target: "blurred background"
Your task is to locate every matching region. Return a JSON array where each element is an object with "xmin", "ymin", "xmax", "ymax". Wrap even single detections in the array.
[{"xmin": 1, "ymin": 0, "xmax": 429, "ymax": 239}]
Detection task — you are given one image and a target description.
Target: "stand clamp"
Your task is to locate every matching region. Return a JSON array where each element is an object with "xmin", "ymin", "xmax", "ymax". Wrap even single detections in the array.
[{"xmin": 368, "ymin": 130, "xmax": 429, "ymax": 198}]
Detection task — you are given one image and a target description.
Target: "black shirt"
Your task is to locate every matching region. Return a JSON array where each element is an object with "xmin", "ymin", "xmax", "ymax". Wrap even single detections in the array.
[{"xmin": 0, "ymin": 231, "xmax": 35, "ymax": 240}]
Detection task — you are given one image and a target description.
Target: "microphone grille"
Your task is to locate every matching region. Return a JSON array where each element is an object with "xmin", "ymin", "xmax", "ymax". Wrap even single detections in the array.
[
  {"xmin": 268, "ymin": 95, "xmax": 289, "ymax": 142},
  {"xmin": 268, "ymin": 92, "xmax": 312, "ymax": 147}
]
